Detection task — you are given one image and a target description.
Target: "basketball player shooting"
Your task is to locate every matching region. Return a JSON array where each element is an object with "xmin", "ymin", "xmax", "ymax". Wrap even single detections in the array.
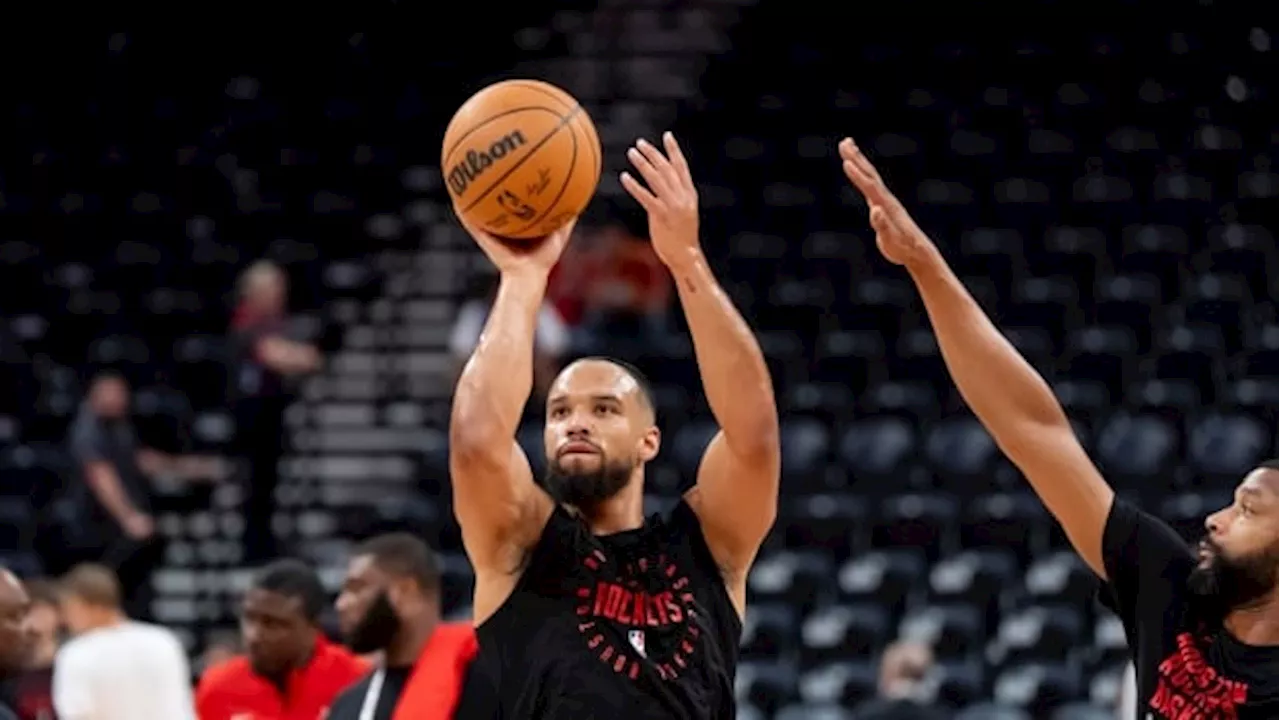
[
  {"xmin": 449, "ymin": 131, "xmax": 780, "ymax": 719},
  {"xmin": 839, "ymin": 137, "xmax": 1278, "ymax": 718}
]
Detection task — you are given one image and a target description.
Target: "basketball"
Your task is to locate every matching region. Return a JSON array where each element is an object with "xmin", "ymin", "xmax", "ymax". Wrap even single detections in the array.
[{"xmin": 442, "ymin": 79, "xmax": 602, "ymax": 240}]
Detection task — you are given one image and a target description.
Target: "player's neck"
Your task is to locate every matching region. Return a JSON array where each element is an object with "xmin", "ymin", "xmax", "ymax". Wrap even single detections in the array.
[
  {"xmin": 574, "ymin": 487, "xmax": 646, "ymax": 536},
  {"xmin": 1224, "ymin": 589, "xmax": 1280, "ymax": 646},
  {"xmin": 385, "ymin": 614, "xmax": 437, "ymax": 667},
  {"xmin": 79, "ymin": 607, "xmax": 127, "ymax": 633}
]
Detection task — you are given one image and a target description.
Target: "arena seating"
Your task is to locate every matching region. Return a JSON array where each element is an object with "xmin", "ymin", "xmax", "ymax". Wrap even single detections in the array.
[{"xmin": 0, "ymin": 7, "xmax": 1274, "ymax": 718}]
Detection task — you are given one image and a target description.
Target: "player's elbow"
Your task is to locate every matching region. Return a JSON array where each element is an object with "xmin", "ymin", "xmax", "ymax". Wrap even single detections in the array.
[
  {"xmin": 729, "ymin": 417, "xmax": 781, "ymax": 470},
  {"xmin": 449, "ymin": 396, "xmax": 507, "ymax": 458}
]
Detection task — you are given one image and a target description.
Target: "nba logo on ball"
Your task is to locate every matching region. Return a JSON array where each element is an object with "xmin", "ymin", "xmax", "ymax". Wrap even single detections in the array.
[
  {"xmin": 628, "ymin": 629, "xmax": 647, "ymax": 658},
  {"xmin": 441, "ymin": 79, "xmax": 602, "ymax": 241}
]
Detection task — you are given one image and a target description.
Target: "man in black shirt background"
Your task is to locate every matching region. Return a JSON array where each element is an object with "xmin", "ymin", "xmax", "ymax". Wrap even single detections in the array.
[
  {"xmin": 0, "ymin": 569, "xmax": 35, "ymax": 720},
  {"xmin": 330, "ymin": 533, "xmax": 490, "ymax": 720},
  {"xmin": 229, "ymin": 260, "xmax": 322, "ymax": 563},
  {"xmin": 65, "ymin": 372, "xmax": 221, "ymax": 618},
  {"xmin": 840, "ymin": 138, "xmax": 1278, "ymax": 718}
]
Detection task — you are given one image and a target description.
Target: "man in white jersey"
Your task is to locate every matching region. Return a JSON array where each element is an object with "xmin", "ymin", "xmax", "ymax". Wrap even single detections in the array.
[{"xmin": 52, "ymin": 563, "xmax": 195, "ymax": 720}]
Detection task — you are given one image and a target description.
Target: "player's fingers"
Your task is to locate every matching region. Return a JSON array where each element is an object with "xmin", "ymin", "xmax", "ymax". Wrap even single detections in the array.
[
  {"xmin": 661, "ymin": 132, "xmax": 693, "ymax": 188},
  {"xmin": 843, "ymin": 160, "xmax": 893, "ymax": 208},
  {"xmin": 626, "ymin": 146, "xmax": 672, "ymax": 199},
  {"xmin": 620, "ymin": 171, "xmax": 659, "ymax": 212},
  {"xmin": 839, "ymin": 138, "xmax": 884, "ymax": 183},
  {"xmin": 632, "ymin": 137, "xmax": 675, "ymax": 192}
]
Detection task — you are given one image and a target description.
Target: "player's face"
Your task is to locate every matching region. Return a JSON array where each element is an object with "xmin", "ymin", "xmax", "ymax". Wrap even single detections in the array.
[
  {"xmin": 1189, "ymin": 467, "xmax": 1280, "ymax": 610},
  {"xmin": 0, "ymin": 572, "xmax": 34, "ymax": 674},
  {"xmin": 240, "ymin": 588, "xmax": 314, "ymax": 677},
  {"xmin": 543, "ymin": 360, "xmax": 659, "ymax": 508},
  {"xmin": 336, "ymin": 555, "xmax": 402, "ymax": 654}
]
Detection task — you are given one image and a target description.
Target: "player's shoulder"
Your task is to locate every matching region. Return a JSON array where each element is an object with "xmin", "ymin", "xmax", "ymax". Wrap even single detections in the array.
[
  {"xmin": 316, "ymin": 639, "xmax": 372, "ymax": 679},
  {"xmin": 197, "ymin": 655, "xmax": 255, "ymax": 694}
]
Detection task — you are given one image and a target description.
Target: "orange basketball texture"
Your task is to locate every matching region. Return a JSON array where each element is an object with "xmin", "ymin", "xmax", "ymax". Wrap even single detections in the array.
[{"xmin": 442, "ymin": 80, "xmax": 602, "ymax": 240}]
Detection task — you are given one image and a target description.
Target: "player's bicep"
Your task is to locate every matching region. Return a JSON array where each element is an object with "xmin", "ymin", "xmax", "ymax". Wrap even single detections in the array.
[
  {"xmin": 687, "ymin": 431, "xmax": 780, "ymax": 574},
  {"xmin": 450, "ymin": 440, "xmax": 551, "ymax": 566},
  {"xmin": 1003, "ymin": 421, "xmax": 1115, "ymax": 578}
]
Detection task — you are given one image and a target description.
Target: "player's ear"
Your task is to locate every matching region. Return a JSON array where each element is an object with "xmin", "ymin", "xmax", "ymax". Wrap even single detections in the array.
[{"xmin": 639, "ymin": 426, "xmax": 660, "ymax": 463}]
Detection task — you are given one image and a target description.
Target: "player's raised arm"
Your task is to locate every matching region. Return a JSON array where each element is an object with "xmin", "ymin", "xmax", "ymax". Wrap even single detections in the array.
[
  {"xmin": 622, "ymin": 133, "xmax": 781, "ymax": 586},
  {"xmin": 448, "ymin": 216, "xmax": 571, "ymax": 572},
  {"xmin": 838, "ymin": 138, "xmax": 1116, "ymax": 579}
]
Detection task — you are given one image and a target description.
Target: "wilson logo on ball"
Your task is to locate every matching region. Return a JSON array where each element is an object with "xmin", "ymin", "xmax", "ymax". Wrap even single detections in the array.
[{"xmin": 447, "ymin": 130, "xmax": 528, "ymax": 198}]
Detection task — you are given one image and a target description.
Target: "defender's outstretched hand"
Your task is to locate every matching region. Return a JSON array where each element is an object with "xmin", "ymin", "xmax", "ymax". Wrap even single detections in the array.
[
  {"xmin": 457, "ymin": 210, "xmax": 577, "ymax": 277},
  {"xmin": 621, "ymin": 132, "xmax": 703, "ymax": 270},
  {"xmin": 839, "ymin": 138, "xmax": 938, "ymax": 270}
]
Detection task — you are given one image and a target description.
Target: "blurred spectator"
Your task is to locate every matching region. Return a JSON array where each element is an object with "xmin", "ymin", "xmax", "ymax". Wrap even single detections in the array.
[
  {"xmin": 228, "ymin": 260, "xmax": 321, "ymax": 562},
  {"xmin": 449, "ymin": 272, "xmax": 569, "ymax": 401},
  {"xmin": 52, "ymin": 564, "xmax": 195, "ymax": 720},
  {"xmin": 852, "ymin": 640, "xmax": 950, "ymax": 719},
  {"xmin": 64, "ymin": 372, "xmax": 220, "ymax": 619},
  {"xmin": 1, "ymin": 579, "xmax": 60, "ymax": 720},
  {"xmin": 548, "ymin": 224, "xmax": 672, "ymax": 353},
  {"xmin": 0, "ymin": 569, "xmax": 34, "ymax": 720},
  {"xmin": 196, "ymin": 560, "xmax": 366, "ymax": 720}
]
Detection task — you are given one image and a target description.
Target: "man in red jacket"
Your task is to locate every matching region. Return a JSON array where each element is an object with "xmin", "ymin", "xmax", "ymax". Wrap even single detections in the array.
[
  {"xmin": 327, "ymin": 534, "xmax": 491, "ymax": 720},
  {"xmin": 198, "ymin": 560, "xmax": 367, "ymax": 720}
]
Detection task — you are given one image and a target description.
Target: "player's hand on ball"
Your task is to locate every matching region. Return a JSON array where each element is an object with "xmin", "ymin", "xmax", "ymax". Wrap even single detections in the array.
[
  {"xmin": 457, "ymin": 210, "xmax": 577, "ymax": 278},
  {"xmin": 621, "ymin": 132, "xmax": 703, "ymax": 270},
  {"xmin": 839, "ymin": 138, "xmax": 938, "ymax": 270}
]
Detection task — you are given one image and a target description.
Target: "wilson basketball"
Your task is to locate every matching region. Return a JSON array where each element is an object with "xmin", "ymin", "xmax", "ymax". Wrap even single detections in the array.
[{"xmin": 442, "ymin": 79, "xmax": 602, "ymax": 240}]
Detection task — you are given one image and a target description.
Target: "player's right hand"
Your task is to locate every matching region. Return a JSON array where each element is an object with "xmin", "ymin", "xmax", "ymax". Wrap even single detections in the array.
[
  {"xmin": 457, "ymin": 210, "xmax": 577, "ymax": 278},
  {"xmin": 838, "ymin": 138, "xmax": 938, "ymax": 270}
]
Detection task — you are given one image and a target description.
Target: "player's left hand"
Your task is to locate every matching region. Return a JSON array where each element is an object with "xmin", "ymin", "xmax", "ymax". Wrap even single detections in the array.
[{"xmin": 620, "ymin": 132, "xmax": 703, "ymax": 270}]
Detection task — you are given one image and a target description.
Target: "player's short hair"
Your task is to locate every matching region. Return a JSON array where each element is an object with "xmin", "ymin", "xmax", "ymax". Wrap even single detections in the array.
[
  {"xmin": 355, "ymin": 532, "xmax": 441, "ymax": 593},
  {"xmin": 23, "ymin": 578, "xmax": 59, "ymax": 609},
  {"xmin": 251, "ymin": 559, "xmax": 326, "ymax": 622},
  {"xmin": 575, "ymin": 356, "xmax": 656, "ymax": 418},
  {"xmin": 59, "ymin": 564, "xmax": 122, "ymax": 610},
  {"xmin": 1259, "ymin": 459, "xmax": 1278, "ymax": 471}
]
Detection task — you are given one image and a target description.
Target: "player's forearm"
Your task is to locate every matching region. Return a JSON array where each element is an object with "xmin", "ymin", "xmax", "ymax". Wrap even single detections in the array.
[
  {"xmin": 906, "ymin": 249, "xmax": 1072, "ymax": 452},
  {"xmin": 450, "ymin": 271, "xmax": 545, "ymax": 449},
  {"xmin": 673, "ymin": 257, "xmax": 779, "ymax": 455}
]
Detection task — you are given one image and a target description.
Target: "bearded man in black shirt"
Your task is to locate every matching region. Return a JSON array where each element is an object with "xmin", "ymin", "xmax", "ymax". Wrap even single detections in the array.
[
  {"xmin": 840, "ymin": 137, "xmax": 1278, "ymax": 719},
  {"xmin": 448, "ymin": 133, "xmax": 780, "ymax": 720}
]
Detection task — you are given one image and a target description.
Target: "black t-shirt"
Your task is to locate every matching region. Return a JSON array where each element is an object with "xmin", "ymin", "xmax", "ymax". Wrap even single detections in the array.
[
  {"xmin": 476, "ymin": 500, "xmax": 741, "ymax": 720},
  {"xmin": 67, "ymin": 407, "xmax": 150, "ymax": 522},
  {"xmin": 230, "ymin": 314, "xmax": 288, "ymax": 400},
  {"xmin": 1101, "ymin": 498, "xmax": 1279, "ymax": 718},
  {"xmin": 326, "ymin": 661, "xmax": 493, "ymax": 720}
]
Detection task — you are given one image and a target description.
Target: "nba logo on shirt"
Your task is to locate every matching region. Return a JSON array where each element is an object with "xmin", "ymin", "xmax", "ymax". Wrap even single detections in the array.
[{"xmin": 628, "ymin": 629, "xmax": 647, "ymax": 658}]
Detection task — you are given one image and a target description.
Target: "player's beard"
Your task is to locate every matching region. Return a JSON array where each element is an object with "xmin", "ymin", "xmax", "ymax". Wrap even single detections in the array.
[
  {"xmin": 345, "ymin": 589, "xmax": 402, "ymax": 655},
  {"xmin": 544, "ymin": 448, "xmax": 635, "ymax": 509},
  {"xmin": 1187, "ymin": 537, "xmax": 1279, "ymax": 620}
]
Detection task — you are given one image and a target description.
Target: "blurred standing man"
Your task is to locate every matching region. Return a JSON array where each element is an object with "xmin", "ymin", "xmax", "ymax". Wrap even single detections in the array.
[
  {"xmin": 66, "ymin": 372, "xmax": 221, "ymax": 619},
  {"xmin": 197, "ymin": 559, "xmax": 366, "ymax": 720},
  {"xmin": 839, "ymin": 137, "xmax": 1278, "ymax": 718},
  {"xmin": 329, "ymin": 533, "xmax": 490, "ymax": 720},
  {"xmin": 229, "ymin": 260, "xmax": 322, "ymax": 563},
  {"xmin": 1, "ymin": 579, "xmax": 61, "ymax": 720},
  {"xmin": 52, "ymin": 564, "xmax": 194, "ymax": 720},
  {"xmin": 0, "ymin": 569, "xmax": 35, "ymax": 720}
]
